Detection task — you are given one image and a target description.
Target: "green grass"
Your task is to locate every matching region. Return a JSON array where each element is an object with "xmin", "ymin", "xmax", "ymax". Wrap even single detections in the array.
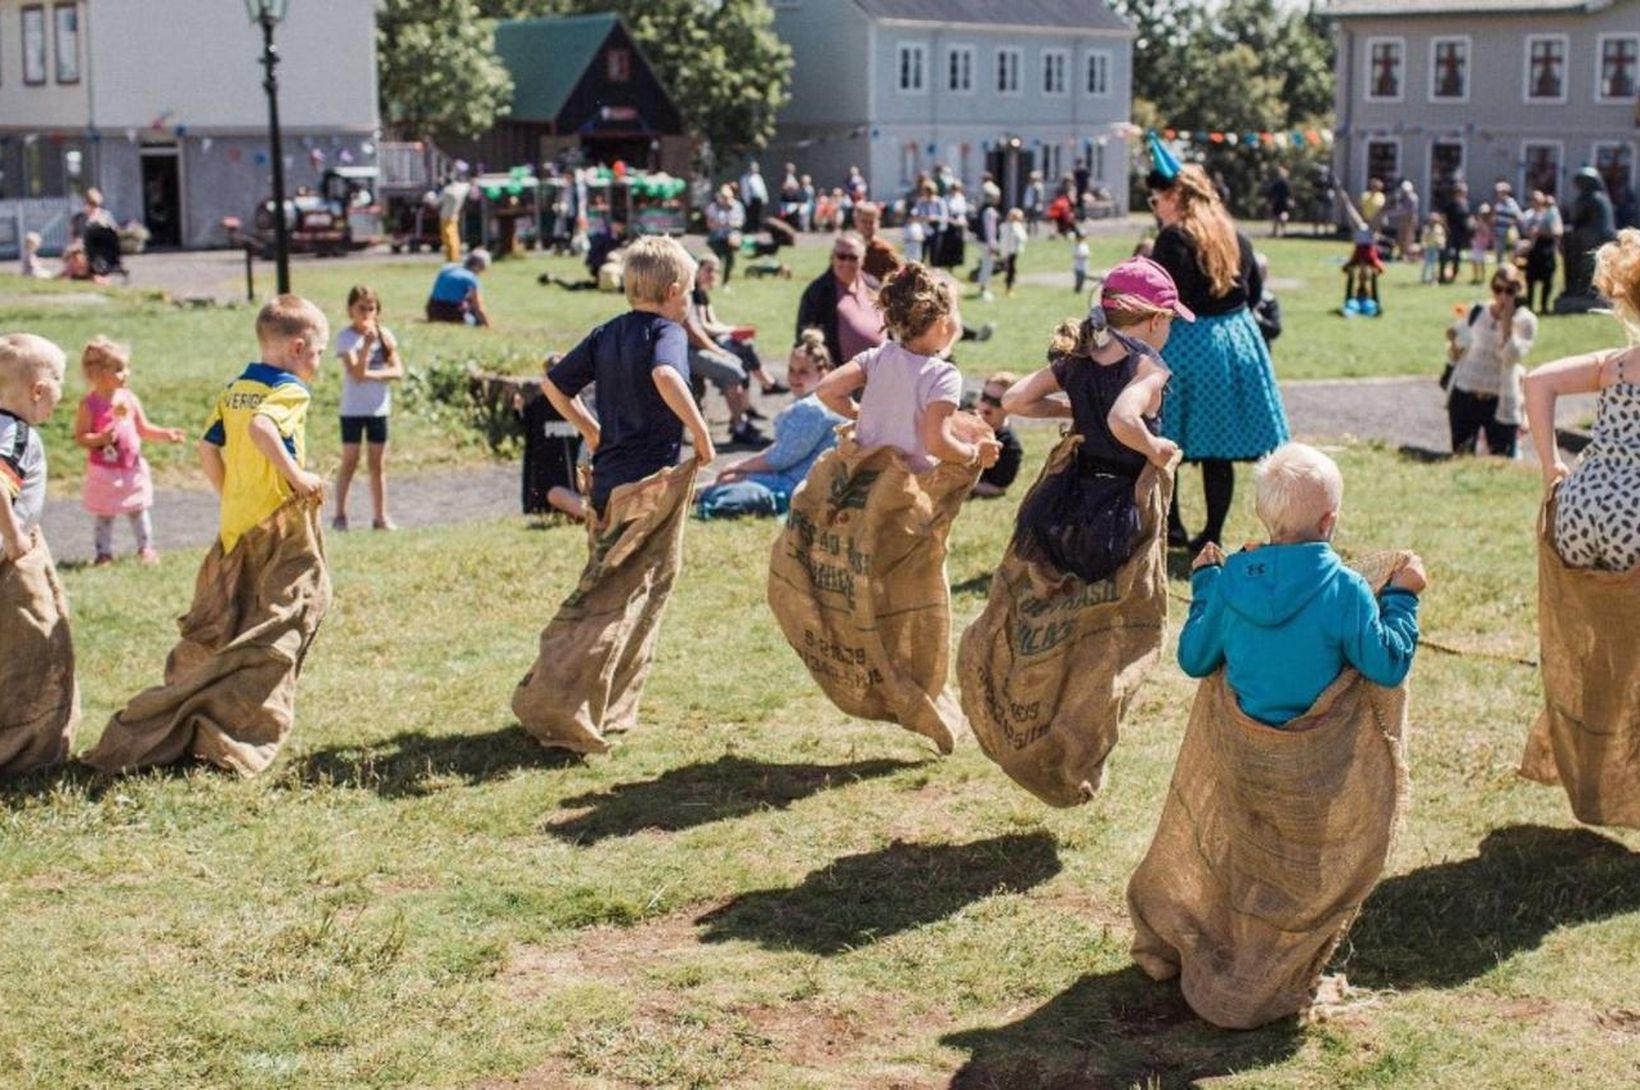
[
  {"xmin": 6, "ymin": 225, "xmax": 1617, "ymax": 493},
  {"xmin": 3, "ymin": 433, "xmax": 1639, "ymax": 1088}
]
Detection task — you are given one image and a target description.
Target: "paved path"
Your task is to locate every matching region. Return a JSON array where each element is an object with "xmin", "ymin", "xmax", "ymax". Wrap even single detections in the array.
[{"xmin": 42, "ymin": 375, "xmax": 1595, "ymax": 564}]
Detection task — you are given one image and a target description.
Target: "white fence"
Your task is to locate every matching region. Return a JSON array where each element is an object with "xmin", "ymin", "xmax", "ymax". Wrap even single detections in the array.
[{"xmin": 0, "ymin": 197, "xmax": 78, "ymax": 260}]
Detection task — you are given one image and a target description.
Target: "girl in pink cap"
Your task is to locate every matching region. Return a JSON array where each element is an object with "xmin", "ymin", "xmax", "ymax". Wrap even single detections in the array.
[{"xmin": 1002, "ymin": 256, "xmax": 1190, "ymax": 583}]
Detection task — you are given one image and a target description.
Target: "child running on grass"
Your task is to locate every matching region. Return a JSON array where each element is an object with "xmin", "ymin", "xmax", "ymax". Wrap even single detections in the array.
[
  {"xmin": 73, "ymin": 336, "xmax": 186, "ymax": 564},
  {"xmin": 333, "ymin": 285, "xmax": 404, "ymax": 531},
  {"xmin": 816, "ymin": 261, "xmax": 1001, "ymax": 473},
  {"xmin": 1178, "ymin": 443, "xmax": 1425, "ymax": 727},
  {"xmin": 1002, "ymin": 256, "xmax": 1186, "ymax": 583}
]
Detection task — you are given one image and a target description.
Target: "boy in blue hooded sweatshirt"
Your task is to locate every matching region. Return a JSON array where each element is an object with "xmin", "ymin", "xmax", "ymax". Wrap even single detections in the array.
[{"xmin": 1178, "ymin": 443, "xmax": 1425, "ymax": 726}]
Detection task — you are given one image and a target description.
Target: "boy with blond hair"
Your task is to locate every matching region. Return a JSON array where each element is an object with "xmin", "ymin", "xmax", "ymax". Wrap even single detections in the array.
[
  {"xmin": 970, "ymin": 369, "xmax": 1023, "ymax": 498},
  {"xmin": 0, "ymin": 334, "xmax": 79, "ymax": 774},
  {"xmin": 86, "ymin": 296, "xmax": 333, "ymax": 777},
  {"xmin": 1177, "ymin": 442, "xmax": 1425, "ymax": 726}
]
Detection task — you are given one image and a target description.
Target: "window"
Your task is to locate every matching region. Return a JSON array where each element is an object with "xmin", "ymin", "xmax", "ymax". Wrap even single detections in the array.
[
  {"xmin": 1429, "ymin": 37, "xmax": 1468, "ymax": 101},
  {"xmin": 1525, "ymin": 35, "xmax": 1567, "ymax": 102},
  {"xmin": 996, "ymin": 47, "xmax": 1021, "ymax": 94},
  {"xmin": 1521, "ymin": 141, "xmax": 1562, "ymax": 199},
  {"xmin": 1366, "ymin": 140, "xmax": 1400, "ymax": 189},
  {"xmin": 1429, "ymin": 139, "xmax": 1465, "ymax": 207},
  {"xmin": 1594, "ymin": 142, "xmax": 1635, "ymax": 199},
  {"xmin": 605, "ymin": 48, "xmax": 630, "ymax": 82},
  {"xmin": 53, "ymin": 3, "xmax": 77, "ymax": 83},
  {"xmin": 897, "ymin": 42, "xmax": 926, "ymax": 93},
  {"xmin": 1042, "ymin": 49, "xmax": 1068, "ymax": 96},
  {"xmin": 1366, "ymin": 37, "xmax": 1403, "ymax": 101},
  {"xmin": 1085, "ymin": 51, "xmax": 1110, "ymax": 96},
  {"xmin": 22, "ymin": 5, "xmax": 47, "ymax": 85},
  {"xmin": 947, "ymin": 45, "xmax": 973, "ymax": 93},
  {"xmin": 1598, "ymin": 35, "xmax": 1638, "ymax": 102}
]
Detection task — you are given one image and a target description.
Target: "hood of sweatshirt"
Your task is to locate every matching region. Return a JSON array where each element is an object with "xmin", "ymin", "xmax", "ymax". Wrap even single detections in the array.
[{"xmin": 1219, "ymin": 541, "xmax": 1343, "ymax": 627}]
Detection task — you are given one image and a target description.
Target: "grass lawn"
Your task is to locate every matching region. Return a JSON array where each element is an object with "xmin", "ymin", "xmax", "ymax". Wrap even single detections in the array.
[
  {"xmin": 3, "ymin": 427, "xmax": 1639, "ymax": 1088},
  {"xmin": 3, "ymin": 224, "xmax": 1618, "ymax": 494}
]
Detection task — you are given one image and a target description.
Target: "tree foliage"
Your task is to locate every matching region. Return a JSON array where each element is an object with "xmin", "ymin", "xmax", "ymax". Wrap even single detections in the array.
[{"xmin": 378, "ymin": 0, "xmax": 515, "ymax": 141}]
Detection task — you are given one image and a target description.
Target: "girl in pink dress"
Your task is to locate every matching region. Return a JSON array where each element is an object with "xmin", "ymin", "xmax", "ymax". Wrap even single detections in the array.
[{"xmin": 73, "ymin": 337, "xmax": 186, "ymax": 564}]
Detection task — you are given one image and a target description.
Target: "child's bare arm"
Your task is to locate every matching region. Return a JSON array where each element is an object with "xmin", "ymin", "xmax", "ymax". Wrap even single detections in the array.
[
  {"xmin": 1107, "ymin": 360, "xmax": 1178, "ymax": 467},
  {"xmin": 131, "ymin": 395, "xmax": 185, "ymax": 443},
  {"xmin": 652, "ymin": 367, "xmax": 716, "ymax": 465},
  {"xmin": 816, "ymin": 361, "xmax": 865, "ymax": 420},
  {"xmin": 73, "ymin": 400, "xmax": 114, "ymax": 450},
  {"xmin": 1002, "ymin": 368, "xmax": 1072, "ymax": 418},
  {"xmin": 0, "ymin": 494, "xmax": 29, "ymax": 560},
  {"xmin": 921, "ymin": 401, "xmax": 1000, "ymax": 468},
  {"xmin": 370, "ymin": 329, "xmax": 406, "ymax": 381},
  {"xmin": 1524, "ymin": 348, "xmax": 1626, "ymax": 487},
  {"xmin": 248, "ymin": 415, "xmax": 323, "ymax": 499},
  {"xmin": 543, "ymin": 377, "xmax": 600, "ymax": 453},
  {"xmin": 198, "ymin": 438, "xmax": 226, "ymax": 496}
]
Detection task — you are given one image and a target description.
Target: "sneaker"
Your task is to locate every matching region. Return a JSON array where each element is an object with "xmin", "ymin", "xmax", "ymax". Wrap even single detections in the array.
[
  {"xmin": 762, "ymin": 381, "xmax": 791, "ymax": 395},
  {"xmin": 730, "ymin": 423, "xmax": 771, "ymax": 449},
  {"xmin": 372, "ymin": 518, "xmax": 398, "ymax": 531},
  {"xmin": 137, "ymin": 547, "xmax": 159, "ymax": 565},
  {"xmin": 980, "ymin": 290, "xmax": 995, "ymax": 303},
  {"xmin": 331, "ymin": 515, "xmax": 349, "ymax": 532},
  {"xmin": 93, "ymin": 553, "xmax": 114, "ymax": 567},
  {"xmin": 976, "ymin": 321, "xmax": 996, "ymax": 342},
  {"xmin": 745, "ymin": 407, "xmax": 768, "ymax": 422}
]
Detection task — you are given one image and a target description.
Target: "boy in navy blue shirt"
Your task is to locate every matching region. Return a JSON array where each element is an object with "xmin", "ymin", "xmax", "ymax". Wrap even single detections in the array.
[{"xmin": 544, "ymin": 236, "xmax": 716, "ymax": 511}]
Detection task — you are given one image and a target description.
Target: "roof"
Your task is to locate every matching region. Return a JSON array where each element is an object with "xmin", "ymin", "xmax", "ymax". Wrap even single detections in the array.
[
  {"xmin": 1326, "ymin": 0, "xmax": 1609, "ymax": 15},
  {"xmin": 849, "ymin": 0, "xmax": 1132, "ymax": 33},
  {"xmin": 495, "ymin": 14, "xmax": 622, "ymax": 123}
]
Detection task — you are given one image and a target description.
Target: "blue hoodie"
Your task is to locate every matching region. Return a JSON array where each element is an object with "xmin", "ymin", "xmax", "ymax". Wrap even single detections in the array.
[{"xmin": 1178, "ymin": 542, "xmax": 1420, "ymax": 727}]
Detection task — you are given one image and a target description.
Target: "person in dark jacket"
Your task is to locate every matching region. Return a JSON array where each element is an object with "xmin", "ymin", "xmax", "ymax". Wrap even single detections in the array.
[
  {"xmin": 969, "ymin": 371, "xmax": 1024, "ymax": 498},
  {"xmin": 793, "ymin": 231, "xmax": 883, "ymax": 366}
]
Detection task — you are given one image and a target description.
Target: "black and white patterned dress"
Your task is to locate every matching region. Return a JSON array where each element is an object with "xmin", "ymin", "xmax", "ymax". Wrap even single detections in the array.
[{"xmin": 1555, "ymin": 380, "xmax": 1640, "ymax": 571}]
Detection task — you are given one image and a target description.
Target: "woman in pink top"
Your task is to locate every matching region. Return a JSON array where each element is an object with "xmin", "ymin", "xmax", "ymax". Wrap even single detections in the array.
[
  {"xmin": 73, "ymin": 337, "xmax": 186, "ymax": 564},
  {"xmin": 817, "ymin": 262, "xmax": 1001, "ymax": 474}
]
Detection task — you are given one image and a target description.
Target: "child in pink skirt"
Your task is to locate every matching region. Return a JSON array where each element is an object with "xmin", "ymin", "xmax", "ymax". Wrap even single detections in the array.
[{"xmin": 73, "ymin": 337, "xmax": 186, "ymax": 564}]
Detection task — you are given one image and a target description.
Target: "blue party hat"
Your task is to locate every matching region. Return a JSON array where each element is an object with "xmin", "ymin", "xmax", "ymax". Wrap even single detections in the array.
[{"xmin": 1145, "ymin": 131, "xmax": 1182, "ymax": 184}]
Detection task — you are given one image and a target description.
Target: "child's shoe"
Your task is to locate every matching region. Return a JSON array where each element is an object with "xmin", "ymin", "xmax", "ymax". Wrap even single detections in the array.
[
  {"xmin": 331, "ymin": 515, "xmax": 349, "ymax": 532},
  {"xmin": 93, "ymin": 553, "xmax": 114, "ymax": 567},
  {"xmin": 138, "ymin": 547, "xmax": 159, "ymax": 565},
  {"xmin": 372, "ymin": 518, "xmax": 397, "ymax": 532},
  {"xmin": 975, "ymin": 321, "xmax": 996, "ymax": 342}
]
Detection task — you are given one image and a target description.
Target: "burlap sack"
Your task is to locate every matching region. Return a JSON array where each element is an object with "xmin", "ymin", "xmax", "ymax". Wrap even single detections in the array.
[
  {"xmin": 957, "ymin": 439, "xmax": 1176, "ymax": 806},
  {"xmin": 1519, "ymin": 493, "xmax": 1640, "ymax": 828},
  {"xmin": 767, "ymin": 425, "xmax": 982, "ymax": 754},
  {"xmin": 1126, "ymin": 552, "xmax": 1411, "ymax": 1029},
  {"xmin": 83, "ymin": 498, "xmax": 331, "ymax": 778},
  {"xmin": 512, "ymin": 459, "xmax": 696, "ymax": 754},
  {"xmin": 0, "ymin": 531, "xmax": 80, "ymax": 775}
]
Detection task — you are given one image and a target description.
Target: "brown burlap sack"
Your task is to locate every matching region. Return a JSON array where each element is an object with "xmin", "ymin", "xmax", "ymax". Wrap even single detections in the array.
[
  {"xmin": 1519, "ymin": 493, "xmax": 1640, "ymax": 828},
  {"xmin": 1126, "ymin": 553, "xmax": 1411, "ymax": 1029},
  {"xmin": 957, "ymin": 439, "xmax": 1176, "ymax": 806},
  {"xmin": 512, "ymin": 459, "xmax": 696, "ymax": 754},
  {"xmin": 83, "ymin": 498, "xmax": 331, "ymax": 778},
  {"xmin": 0, "ymin": 531, "xmax": 80, "ymax": 775},
  {"xmin": 767, "ymin": 425, "xmax": 982, "ymax": 754}
]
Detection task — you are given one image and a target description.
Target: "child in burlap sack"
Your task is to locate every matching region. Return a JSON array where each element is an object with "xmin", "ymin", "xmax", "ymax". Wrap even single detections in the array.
[
  {"xmin": 1179, "ymin": 443, "xmax": 1425, "ymax": 724},
  {"xmin": 84, "ymin": 296, "xmax": 331, "ymax": 777},
  {"xmin": 0, "ymin": 334, "xmax": 78, "ymax": 775}
]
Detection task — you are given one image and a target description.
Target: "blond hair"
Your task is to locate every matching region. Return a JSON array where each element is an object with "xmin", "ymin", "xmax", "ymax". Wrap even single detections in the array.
[
  {"xmin": 877, "ymin": 261, "xmax": 955, "ymax": 343},
  {"xmin": 1255, "ymin": 443, "xmax": 1343, "ymax": 540},
  {"xmin": 80, "ymin": 335, "xmax": 130, "ymax": 376},
  {"xmin": 1171, "ymin": 165, "xmax": 1241, "ymax": 297},
  {"xmin": 1593, "ymin": 228, "xmax": 1640, "ymax": 344},
  {"xmin": 790, "ymin": 328, "xmax": 833, "ymax": 372},
  {"xmin": 622, "ymin": 235, "xmax": 696, "ymax": 306},
  {"xmin": 256, "ymin": 294, "xmax": 328, "ymax": 346},
  {"xmin": 0, "ymin": 333, "xmax": 67, "ymax": 398},
  {"xmin": 984, "ymin": 370, "xmax": 1018, "ymax": 389}
]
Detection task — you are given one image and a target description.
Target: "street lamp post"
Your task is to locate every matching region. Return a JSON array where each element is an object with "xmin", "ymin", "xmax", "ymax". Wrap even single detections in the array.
[{"xmin": 246, "ymin": 0, "xmax": 291, "ymax": 294}]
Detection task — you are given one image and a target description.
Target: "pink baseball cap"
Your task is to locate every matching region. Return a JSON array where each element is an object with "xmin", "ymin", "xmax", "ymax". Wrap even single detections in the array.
[{"xmin": 1101, "ymin": 256, "xmax": 1195, "ymax": 322}]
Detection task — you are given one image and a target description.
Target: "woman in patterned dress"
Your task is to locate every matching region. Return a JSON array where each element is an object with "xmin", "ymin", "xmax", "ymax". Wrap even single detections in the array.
[{"xmin": 1145, "ymin": 164, "xmax": 1290, "ymax": 551}]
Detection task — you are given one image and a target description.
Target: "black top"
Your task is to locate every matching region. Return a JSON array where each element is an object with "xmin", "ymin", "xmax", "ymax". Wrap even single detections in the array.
[
  {"xmin": 1050, "ymin": 331, "xmax": 1156, "ymax": 477},
  {"xmin": 980, "ymin": 425, "xmax": 1023, "ymax": 489},
  {"xmin": 794, "ymin": 270, "xmax": 844, "ymax": 367},
  {"xmin": 1151, "ymin": 226, "xmax": 1261, "ymax": 317},
  {"xmin": 1444, "ymin": 197, "xmax": 1473, "ymax": 249}
]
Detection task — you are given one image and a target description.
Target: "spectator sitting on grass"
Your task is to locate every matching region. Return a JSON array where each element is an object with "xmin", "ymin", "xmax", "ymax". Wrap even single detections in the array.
[{"xmin": 691, "ymin": 254, "xmax": 788, "ymax": 399}]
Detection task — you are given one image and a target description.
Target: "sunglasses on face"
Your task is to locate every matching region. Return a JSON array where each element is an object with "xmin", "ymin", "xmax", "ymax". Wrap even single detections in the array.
[
  {"xmin": 832, "ymin": 252, "xmax": 860, "ymax": 262},
  {"xmin": 979, "ymin": 393, "xmax": 1004, "ymax": 408},
  {"xmin": 1493, "ymin": 283, "xmax": 1519, "ymax": 295}
]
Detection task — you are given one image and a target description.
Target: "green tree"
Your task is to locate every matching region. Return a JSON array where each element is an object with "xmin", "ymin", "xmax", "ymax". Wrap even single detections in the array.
[{"xmin": 378, "ymin": 0, "xmax": 514, "ymax": 141}]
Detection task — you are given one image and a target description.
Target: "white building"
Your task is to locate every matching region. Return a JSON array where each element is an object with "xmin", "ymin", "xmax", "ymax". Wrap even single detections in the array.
[{"xmin": 0, "ymin": 0, "xmax": 378, "ymax": 248}]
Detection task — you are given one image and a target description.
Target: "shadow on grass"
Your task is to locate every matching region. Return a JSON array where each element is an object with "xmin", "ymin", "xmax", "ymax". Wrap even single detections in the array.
[
  {"xmin": 943, "ymin": 965, "xmax": 1302, "ymax": 1090},
  {"xmin": 289, "ymin": 725, "xmax": 584, "ymax": 798},
  {"xmin": 1336, "ymin": 823, "xmax": 1640, "ymax": 989},
  {"xmin": 696, "ymin": 832, "xmax": 1060, "ymax": 954},
  {"xmin": 543, "ymin": 754, "xmax": 922, "ymax": 844}
]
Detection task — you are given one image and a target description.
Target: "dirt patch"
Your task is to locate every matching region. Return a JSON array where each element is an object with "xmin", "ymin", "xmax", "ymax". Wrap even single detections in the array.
[
  {"xmin": 495, "ymin": 909, "xmax": 709, "ymax": 1005},
  {"xmin": 1596, "ymin": 1007, "xmax": 1640, "ymax": 1035}
]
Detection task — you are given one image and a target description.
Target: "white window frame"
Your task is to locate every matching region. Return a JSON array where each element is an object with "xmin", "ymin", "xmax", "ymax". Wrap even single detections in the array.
[
  {"xmin": 1041, "ymin": 48, "xmax": 1069, "ymax": 97},
  {"xmin": 996, "ymin": 47, "xmax": 1022, "ymax": 95},
  {"xmin": 947, "ymin": 43, "xmax": 974, "ymax": 94},
  {"xmin": 1595, "ymin": 33, "xmax": 1640, "ymax": 104},
  {"xmin": 896, "ymin": 41, "xmax": 928, "ymax": 94},
  {"xmin": 1364, "ymin": 137, "xmax": 1402, "ymax": 191},
  {"xmin": 1427, "ymin": 35, "xmax": 1470, "ymax": 104},
  {"xmin": 1427, "ymin": 136, "xmax": 1467, "ymax": 204},
  {"xmin": 1522, "ymin": 33, "xmax": 1569, "ymax": 105},
  {"xmin": 1084, "ymin": 49, "xmax": 1111, "ymax": 97},
  {"xmin": 1592, "ymin": 140, "xmax": 1638, "ymax": 192},
  {"xmin": 1520, "ymin": 139, "xmax": 1564, "ymax": 197},
  {"xmin": 1364, "ymin": 36, "xmax": 1405, "ymax": 103}
]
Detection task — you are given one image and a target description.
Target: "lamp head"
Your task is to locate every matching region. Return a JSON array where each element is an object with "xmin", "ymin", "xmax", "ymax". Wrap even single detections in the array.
[{"xmin": 244, "ymin": 0, "xmax": 289, "ymax": 25}]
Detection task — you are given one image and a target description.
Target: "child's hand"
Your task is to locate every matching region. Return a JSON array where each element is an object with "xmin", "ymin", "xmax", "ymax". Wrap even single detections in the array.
[
  {"xmin": 1390, "ymin": 553, "xmax": 1428, "ymax": 595},
  {"xmin": 1149, "ymin": 437, "xmax": 1180, "ymax": 468},
  {"xmin": 974, "ymin": 438, "xmax": 1002, "ymax": 469},
  {"xmin": 91, "ymin": 426, "xmax": 117, "ymax": 447},
  {"xmin": 716, "ymin": 464, "xmax": 745, "ymax": 484},
  {"xmin": 165, "ymin": 427, "xmax": 187, "ymax": 443},
  {"xmin": 1191, "ymin": 542, "xmax": 1226, "ymax": 571},
  {"xmin": 1543, "ymin": 459, "xmax": 1570, "ymax": 491},
  {"xmin": 289, "ymin": 469, "xmax": 325, "ymax": 501},
  {"xmin": 3, "ymin": 534, "xmax": 33, "ymax": 562}
]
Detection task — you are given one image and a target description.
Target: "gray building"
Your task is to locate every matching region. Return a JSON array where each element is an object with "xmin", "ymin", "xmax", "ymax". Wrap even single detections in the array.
[
  {"xmin": 768, "ymin": 0, "xmax": 1134, "ymax": 210},
  {"xmin": 1329, "ymin": 0, "xmax": 1639, "ymax": 209}
]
